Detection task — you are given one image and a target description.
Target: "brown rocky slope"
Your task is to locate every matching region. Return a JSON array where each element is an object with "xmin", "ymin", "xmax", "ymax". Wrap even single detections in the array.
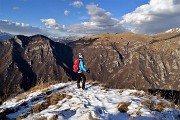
[
  {"xmin": 70, "ymin": 31, "xmax": 180, "ymax": 91},
  {"xmin": 0, "ymin": 35, "xmax": 76, "ymax": 100}
]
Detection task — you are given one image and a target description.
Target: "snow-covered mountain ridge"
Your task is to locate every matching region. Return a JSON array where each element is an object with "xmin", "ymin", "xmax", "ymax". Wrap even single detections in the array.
[
  {"xmin": 48, "ymin": 35, "xmax": 80, "ymax": 43},
  {"xmin": 0, "ymin": 81, "xmax": 179, "ymax": 120},
  {"xmin": 165, "ymin": 28, "xmax": 180, "ymax": 33}
]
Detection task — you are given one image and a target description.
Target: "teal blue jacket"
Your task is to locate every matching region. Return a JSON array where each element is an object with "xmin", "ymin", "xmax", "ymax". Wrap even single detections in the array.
[{"xmin": 78, "ymin": 59, "xmax": 86, "ymax": 73}]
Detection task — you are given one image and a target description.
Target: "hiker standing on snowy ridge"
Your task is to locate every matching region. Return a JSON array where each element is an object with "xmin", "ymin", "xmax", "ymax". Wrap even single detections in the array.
[{"xmin": 73, "ymin": 53, "xmax": 90, "ymax": 90}]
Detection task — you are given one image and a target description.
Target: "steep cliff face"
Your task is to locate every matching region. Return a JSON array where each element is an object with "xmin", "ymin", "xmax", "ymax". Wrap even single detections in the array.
[
  {"xmin": 0, "ymin": 35, "xmax": 74, "ymax": 99},
  {"xmin": 71, "ymin": 32, "xmax": 180, "ymax": 90}
]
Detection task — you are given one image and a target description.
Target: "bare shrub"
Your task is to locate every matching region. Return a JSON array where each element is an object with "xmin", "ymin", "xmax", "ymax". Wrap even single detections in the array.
[{"xmin": 117, "ymin": 102, "xmax": 131, "ymax": 113}]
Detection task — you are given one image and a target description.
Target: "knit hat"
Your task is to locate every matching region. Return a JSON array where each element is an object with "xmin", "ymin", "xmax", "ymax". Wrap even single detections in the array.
[{"xmin": 79, "ymin": 53, "xmax": 84, "ymax": 59}]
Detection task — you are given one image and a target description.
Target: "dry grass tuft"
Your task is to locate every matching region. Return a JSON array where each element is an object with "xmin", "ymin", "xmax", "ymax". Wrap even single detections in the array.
[
  {"xmin": 66, "ymin": 95, "xmax": 72, "ymax": 99},
  {"xmin": 16, "ymin": 93, "xmax": 28, "ymax": 102},
  {"xmin": 117, "ymin": 102, "xmax": 131, "ymax": 113},
  {"xmin": 16, "ymin": 116, "xmax": 25, "ymax": 120},
  {"xmin": 99, "ymin": 83, "xmax": 108, "ymax": 88},
  {"xmin": 31, "ymin": 102, "xmax": 49, "ymax": 113},
  {"xmin": 143, "ymin": 93, "xmax": 153, "ymax": 99},
  {"xmin": 49, "ymin": 115, "xmax": 58, "ymax": 120},
  {"xmin": 141, "ymin": 100, "xmax": 154, "ymax": 109},
  {"xmin": 141, "ymin": 100, "xmax": 171, "ymax": 112},
  {"xmin": 153, "ymin": 101, "xmax": 169, "ymax": 112},
  {"xmin": 29, "ymin": 81, "xmax": 59, "ymax": 93},
  {"xmin": 88, "ymin": 112, "xmax": 99, "ymax": 120},
  {"xmin": 129, "ymin": 92, "xmax": 145, "ymax": 97},
  {"xmin": 34, "ymin": 116, "xmax": 47, "ymax": 120},
  {"xmin": 155, "ymin": 93, "xmax": 163, "ymax": 99},
  {"xmin": 176, "ymin": 105, "xmax": 180, "ymax": 109},
  {"xmin": 136, "ymin": 110, "xmax": 142, "ymax": 116},
  {"xmin": 45, "ymin": 93, "xmax": 66, "ymax": 105},
  {"xmin": 169, "ymin": 102, "xmax": 176, "ymax": 109},
  {"xmin": 130, "ymin": 92, "xmax": 154, "ymax": 99},
  {"xmin": 91, "ymin": 81, "xmax": 99, "ymax": 86}
]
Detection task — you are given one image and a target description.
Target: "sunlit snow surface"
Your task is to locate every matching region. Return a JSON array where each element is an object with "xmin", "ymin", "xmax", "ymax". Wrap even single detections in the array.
[{"xmin": 0, "ymin": 82, "xmax": 179, "ymax": 120}]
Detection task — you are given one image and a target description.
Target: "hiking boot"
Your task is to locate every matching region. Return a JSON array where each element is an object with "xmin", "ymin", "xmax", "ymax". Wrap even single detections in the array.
[
  {"xmin": 77, "ymin": 83, "xmax": 81, "ymax": 88},
  {"xmin": 82, "ymin": 87, "xmax": 85, "ymax": 90}
]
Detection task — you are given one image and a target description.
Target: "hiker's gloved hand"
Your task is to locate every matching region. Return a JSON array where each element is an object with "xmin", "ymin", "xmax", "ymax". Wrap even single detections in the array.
[{"xmin": 87, "ymin": 69, "xmax": 90, "ymax": 73}]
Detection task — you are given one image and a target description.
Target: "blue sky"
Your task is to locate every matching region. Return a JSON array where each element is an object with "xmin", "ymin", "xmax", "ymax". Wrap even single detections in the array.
[{"xmin": 0, "ymin": 0, "xmax": 180, "ymax": 36}]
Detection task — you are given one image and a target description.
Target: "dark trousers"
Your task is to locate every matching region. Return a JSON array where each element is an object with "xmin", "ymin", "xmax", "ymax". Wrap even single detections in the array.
[{"xmin": 77, "ymin": 73, "xmax": 86, "ymax": 89}]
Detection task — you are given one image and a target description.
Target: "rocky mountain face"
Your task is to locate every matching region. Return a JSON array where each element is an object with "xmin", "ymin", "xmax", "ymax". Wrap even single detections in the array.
[
  {"xmin": 0, "ymin": 31, "xmax": 179, "ymax": 102},
  {"xmin": 70, "ymin": 32, "xmax": 180, "ymax": 91},
  {"xmin": 0, "ymin": 35, "xmax": 76, "ymax": 100}
]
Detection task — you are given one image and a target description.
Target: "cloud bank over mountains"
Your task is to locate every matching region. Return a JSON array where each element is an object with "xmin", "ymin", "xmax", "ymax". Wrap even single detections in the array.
[
  {"xmin": 122, "ymin": 0, "xmax": 180, "ymax": 34},
  {"xmin": 0, "ymin": 0, "xmax": 180, "ymax": 36},
  {"xmin": 67, "ymin": 4, "xmax": 128, "ymax": 34},
  {"xmin": 0, "ymin": 20, "xmax": 48, "ymax": 36}
]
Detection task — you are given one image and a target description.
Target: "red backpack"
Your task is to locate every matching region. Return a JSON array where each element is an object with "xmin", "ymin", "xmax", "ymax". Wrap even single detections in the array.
[{"xmin": 73, "ymin": 59, "xmax": 80, "ymax": 72}]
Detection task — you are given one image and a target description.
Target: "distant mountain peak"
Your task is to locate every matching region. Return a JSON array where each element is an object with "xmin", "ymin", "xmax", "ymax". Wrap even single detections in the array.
[
  {"xmin": 48, "ymin": 35, "xmax": 81, "ymax": 43},
  {"xmin": 0, "ymin": 31, "xmax": 13, "ymax": 41},
  {"xmin": 165, "ymin": 28, "xmax": 180, "ymax": 33}
]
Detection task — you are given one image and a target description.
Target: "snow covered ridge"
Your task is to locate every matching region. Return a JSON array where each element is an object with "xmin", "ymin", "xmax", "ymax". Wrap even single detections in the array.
[
  {"xmin": 165, "ymin": 28, "xmax": 180, "ymax": 33},
  {"xmin": 48, "ymin": 35, "xmax": 80, "ymax": 43},
  {"xmin": 0, "ymin": 82, "xmax": 179, "ymax": 120}
]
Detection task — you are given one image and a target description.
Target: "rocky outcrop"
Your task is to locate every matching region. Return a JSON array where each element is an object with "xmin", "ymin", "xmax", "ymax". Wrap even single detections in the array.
[
  {"xmin": 70, "ymin": 32, "xmax": 180, "ymax": 91},
  {"xmin": 0, "ymin": 35, "xmax": 75, "ymax": 99}
]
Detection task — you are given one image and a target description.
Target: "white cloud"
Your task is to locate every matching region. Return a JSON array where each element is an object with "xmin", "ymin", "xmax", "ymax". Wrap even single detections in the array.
[
  {"xmin": 12, "ymin": 7, "xmax": 19, "ymax": 10},
  {"xmin": 70, "ymin": 1, "xmax": 83, "ymax": 8},
  {"xmin": 0, "ymin": 20, "xmax": 48, "ymax": 36},
  {"xmin": 41, "ymin": 5, "xmax": 129, "ymax": 35},
  {"xmin": 64, "ymin": 10, "xmax": 70, "ymax": 16},
  {"xmin": 68, "ymin": 4, "xmax": 128, "ymax": 34},
  {"xmin": 121, "ymin": 0, "xmax": 180, "ymax": 34},
  {"xmin": 41, "ymin": 18, "xmax": 66, "ymax": 31}
]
